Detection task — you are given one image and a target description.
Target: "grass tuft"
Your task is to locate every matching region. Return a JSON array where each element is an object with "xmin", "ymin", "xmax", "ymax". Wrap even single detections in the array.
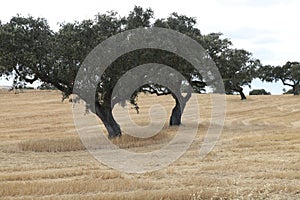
[{"xmin": 18, "ymin": 137, "xmax": 85, "ymax": 152}]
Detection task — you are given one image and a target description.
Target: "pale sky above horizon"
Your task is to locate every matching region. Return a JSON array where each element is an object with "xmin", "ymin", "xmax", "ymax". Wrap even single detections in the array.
[{"xmin": 1, "ymin": 0, "xmax": 299, "ymax": 94}]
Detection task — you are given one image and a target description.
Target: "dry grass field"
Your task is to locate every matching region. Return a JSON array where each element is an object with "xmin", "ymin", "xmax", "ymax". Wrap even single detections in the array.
[{"xmin": 0, "ymin": 90, "xmax": 299, "ymax": 199}]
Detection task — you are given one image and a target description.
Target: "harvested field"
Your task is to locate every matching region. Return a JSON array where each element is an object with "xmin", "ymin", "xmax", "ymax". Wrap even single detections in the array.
[{"xmin": 0, "ymin": 90, "xmax": 299, "ymax": 199}]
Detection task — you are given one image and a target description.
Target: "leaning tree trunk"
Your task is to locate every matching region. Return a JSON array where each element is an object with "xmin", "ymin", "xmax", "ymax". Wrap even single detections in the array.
[
  {"xmin": 236, "ymin": 86, "xmax": 247, "ymax": 100},
  {"xmin": 170, "ymin": 97, "xmax": 182, "ymax": 126},
  {"xmin": 169, "ymin": 91, "xmax": 191, "ymax": 126},
  {"xmin": 95, "ymin": 102, "xmax": 121, "ymax": 138}
]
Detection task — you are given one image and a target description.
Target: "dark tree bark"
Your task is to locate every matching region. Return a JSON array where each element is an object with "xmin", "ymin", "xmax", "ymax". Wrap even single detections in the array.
[
  {"xmin": 95, "ymin": 101, "xmax": 121, "ymax": 138},
  {"xmin": 169, "ymin": 91, "xmax": 191, "ymax": 126},
  {"xmin": 281, "ymin": 79, "xmax": 299, "ymax": 96},
  {"xmin": 235, "ymin": 86, "xmax": 247, "ymax": 100},
  {"xmin": 170, "ymin": 97, "xmax": 182, "ymax": 126},
  {"xmin": 293, "ymin": 84, "xmax": 299, "ymax": 95}
]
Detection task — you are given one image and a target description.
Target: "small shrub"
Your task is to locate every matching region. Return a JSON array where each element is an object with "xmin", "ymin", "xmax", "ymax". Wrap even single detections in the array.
[{"xmin": 249, "ymin": 89, "xmax": 271, "ymax": 95}]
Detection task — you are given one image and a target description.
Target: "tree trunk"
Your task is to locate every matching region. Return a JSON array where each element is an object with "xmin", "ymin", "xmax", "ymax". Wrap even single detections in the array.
[
  {"xmin": 95, "ymin": 102, "xmax": 121, "ymax": 138},
  {"xmin": 169, "ymin": 97, "xmax": 182, "ymax": 126},
  {"xmin": 169, "ymin": 91, "xmax": 191, "ymax": 126},
  {"xmin": 236, "ymin": 87, "xmax": 247, "ymax": 100},
  {"xmin": 293, "ymin": 84, "xmax": 299, "ymax": 95}
]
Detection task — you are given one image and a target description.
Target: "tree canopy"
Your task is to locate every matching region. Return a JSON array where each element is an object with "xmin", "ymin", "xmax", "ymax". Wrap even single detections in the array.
[
  {"xmin": 258, "ymin": 61, "xmax": 300, "ymax": 95},
  {"xmin": 200, "ymin": 33, "xmax": 260, "ymax": 100},
  {"xmin": 0, "ymin": 6, "xmax": 261, "ymax": 137}
]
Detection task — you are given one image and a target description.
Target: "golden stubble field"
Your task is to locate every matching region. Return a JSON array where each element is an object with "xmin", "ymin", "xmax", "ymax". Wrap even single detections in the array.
[{"xmin": 0, "ymin": 90, "xmax": 299, "ymax": 199}]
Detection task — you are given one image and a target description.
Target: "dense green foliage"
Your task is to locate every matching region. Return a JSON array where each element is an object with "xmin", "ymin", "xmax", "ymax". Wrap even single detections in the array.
[
  {"xmin": 259, "ymin": 61, "xmax": 300, "ymax": 95},
  {"xmin": 200, "ymin": 33, "xmax": 260, "ymax": 99},
  {"xmin": 249, "ymin": 89, "xmax": 271, "ymax": 95},
  {"xmin": 0, "ymin": 6, "xmax": 261, "ymax": 137}
]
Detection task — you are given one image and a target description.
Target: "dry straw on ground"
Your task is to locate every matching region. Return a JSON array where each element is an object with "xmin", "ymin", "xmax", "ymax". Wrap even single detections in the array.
[{"xmin": 0, "ymin": 90, "xmax": 299, "ymax": 199}]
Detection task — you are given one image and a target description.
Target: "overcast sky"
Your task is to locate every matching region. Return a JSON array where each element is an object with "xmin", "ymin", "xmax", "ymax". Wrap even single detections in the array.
[{"xmin": 1, "ymin": 0, "xmax": 299, "ymax": 94}]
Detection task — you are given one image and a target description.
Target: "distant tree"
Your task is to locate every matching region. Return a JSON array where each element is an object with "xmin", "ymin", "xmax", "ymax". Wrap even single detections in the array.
[
  {"xmin": 249, "ymin": 89, "xmax": 271, "ymax": 95},
  {"xmin": 259, "ymin": 61, "xmax": 300, "ymax": 95},
  {"xmin": 200, "ymin": 33, "xmax": 261, "ymax": 100}
]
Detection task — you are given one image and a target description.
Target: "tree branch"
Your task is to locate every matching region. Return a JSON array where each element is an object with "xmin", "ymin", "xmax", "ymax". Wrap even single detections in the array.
[
  {"xmin": 14, "ymin": 67, "xmax": 38, "ymax": 84},
  {"xmin": 280, "ymin": 78, "xmax": 294, "ymax": 87}
]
